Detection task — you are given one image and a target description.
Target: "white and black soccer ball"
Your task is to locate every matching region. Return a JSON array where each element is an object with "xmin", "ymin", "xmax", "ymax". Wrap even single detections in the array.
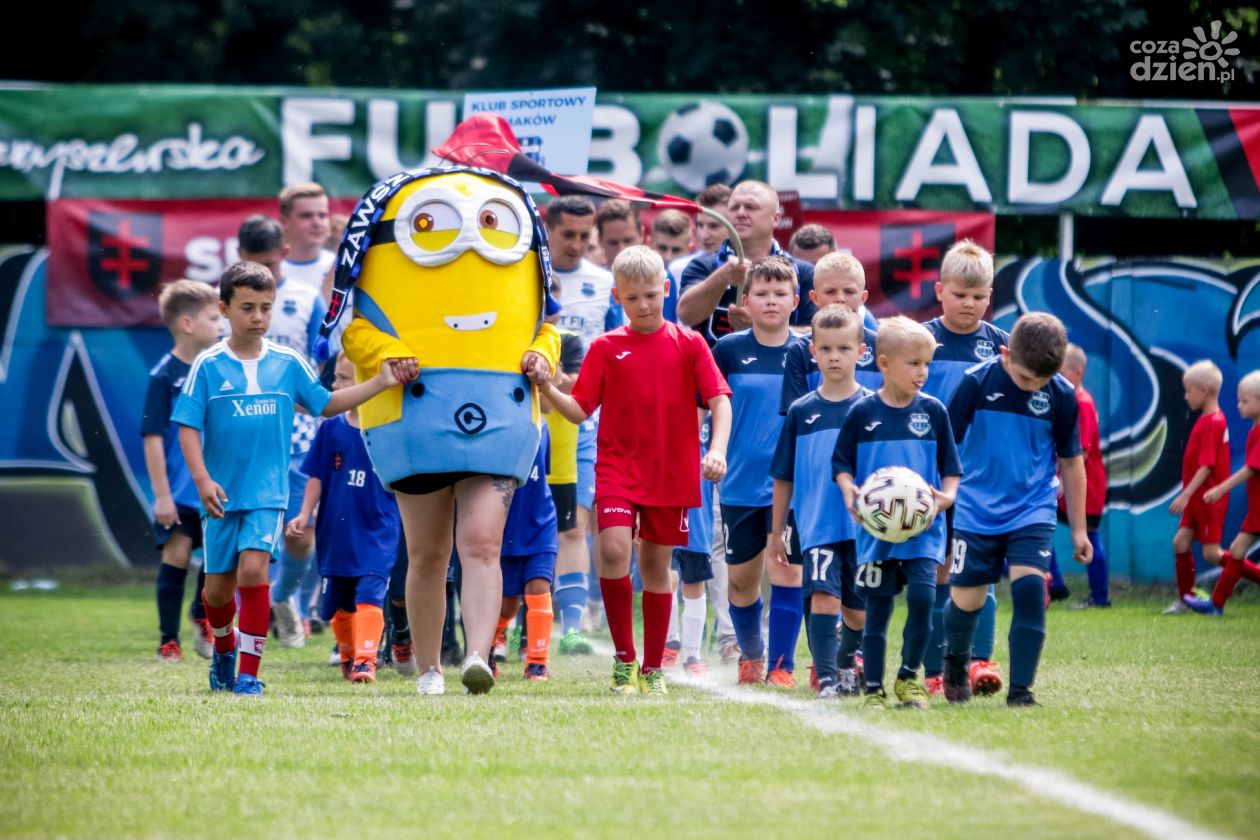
[
  {"xmin": 656, "ymin": 101, "xmax": 749, "ymax": 194},
  {"xmin": 855, "ymin": 466, "xmax": 937, "ymax": 544}
]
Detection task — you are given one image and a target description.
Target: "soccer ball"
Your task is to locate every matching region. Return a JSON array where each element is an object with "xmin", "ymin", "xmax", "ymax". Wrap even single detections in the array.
[
  {"xmin": 657, "ymin": 101, "xmax": 749, "ymax": 194},
  {"xmin": 855, "ymin": 466, "xmax": 937, "ymax": 544}
]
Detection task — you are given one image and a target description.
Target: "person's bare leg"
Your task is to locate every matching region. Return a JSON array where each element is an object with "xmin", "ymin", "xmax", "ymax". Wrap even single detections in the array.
[
  {"xmin": 397, "ymin": 490, "xmax": 456, "ymax": 673},
  {"xmin": 454, "ymin": 475, "xmax": 515, "ymax": 664}
]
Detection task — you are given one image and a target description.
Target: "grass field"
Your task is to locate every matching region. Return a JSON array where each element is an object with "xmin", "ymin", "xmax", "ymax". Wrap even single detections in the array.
[{"xmin": 1, "ymin": 582, "xmax": 1258, "ymax": 839}]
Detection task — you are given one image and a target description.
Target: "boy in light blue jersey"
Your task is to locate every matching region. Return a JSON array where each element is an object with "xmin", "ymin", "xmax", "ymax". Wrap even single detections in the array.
[
  {"xmin": 943, "ymin": 312, "xmax": 1091, "ymax": 707},
  {"xmin": 834, "ymin": 316, "xmax": 961, "ymax": 709},
  {"xmin": 238, "ymin": 214, "xmax": 327, "ymax": 647},
  {"xmin": 175, "ymin": 262, "xmax": 417, "ymax": 696},
  {"xmin": 713, "ymin": 256, "xmax": 807, "ymax": 687},
  {"xmin": 771, "ymin": 305, "xmax": 872, "ymax": 698},
  {"xmin": 781, "ymin": 252, "xmax": 881, "ymax": 415},
  {"xmin": 920, "ymin": 239, "xmax": 1008, "ymax": 697},
  {"xmin": 669, "ymin": 412, "xmax": 717, "ymax": 675}
]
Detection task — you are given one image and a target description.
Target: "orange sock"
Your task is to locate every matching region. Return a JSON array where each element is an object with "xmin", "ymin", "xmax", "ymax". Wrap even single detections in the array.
[
  {"xmin": 353, "ymin": 604, "xmax": 384, "ymax": 665},
  {"xmin": 331, "ymin": 610, "xmax": 354, "ymax": 664},
  {"xmin": 525, "ymin": 592, "xmax": 553, "ymax": 666}
]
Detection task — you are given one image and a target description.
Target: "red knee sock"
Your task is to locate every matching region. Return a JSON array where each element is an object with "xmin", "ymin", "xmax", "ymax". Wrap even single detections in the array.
[
  {"xmin": 237, "ymin": 584, "xmax": 270, "ymax": 678},
  {"xmin": 640, "ymin": 590, "xmax": 672, "ymax": 673},
  {"xmin": 1175, "ymin": 552, "xmax": 1196, "ymax": 597},
  {"xmin": 202, "ymin": 592, "xmax": 237, "ymax": 655},
  {"xmin": 599, "ymin": 576, "xmax": 636, "ymax": 663},
  {"xmin": 1212, "ymin": 553, "xmax": 1260, "ymax": 608}
]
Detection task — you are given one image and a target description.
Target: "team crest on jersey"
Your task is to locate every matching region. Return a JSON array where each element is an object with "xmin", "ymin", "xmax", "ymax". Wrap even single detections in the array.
[
  {"xmin": 581, "ymin": 281, "xmax": 596, "ymax": 298},
  {"xmin": 973, "ymin": 339, "xmax": 995, "ymax": 361},
  {"xmin": 333, "ymin": 452, "xmax": 344, "ymax": 471},
  {"xmin": 282, "ymin": 299, "xmax": 297, "ymax": 316},
  {"xmin": 908, "ymin": 412, "xmax": 931, "ymax": 437},
  {"xmin": 858, "ymin": 347, "xmax": 873, "ymax": 366},
  {"xmin": 1028, "ymin": 391, "xmax": 1050, "ymax": 416}
]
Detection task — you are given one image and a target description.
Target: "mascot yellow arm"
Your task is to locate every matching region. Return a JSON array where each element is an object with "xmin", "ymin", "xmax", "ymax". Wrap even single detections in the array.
[
  {"xmin": 341, "ymin": 315, "xmax": 412, "ymax": 427},
  {"xmin": 529, "ymin": 322, "xmax": 562, "ymax": 374}
]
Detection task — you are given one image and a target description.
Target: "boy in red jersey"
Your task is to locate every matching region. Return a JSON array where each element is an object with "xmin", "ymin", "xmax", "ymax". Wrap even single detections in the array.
[
  {"xmin": 1053, "ymin": 344, "xmax": 1110, "ymax": 608},
  {"xmin": 1165, "ymin": 360, "xmax": 1232, "ymax": 613},
  {"xmin": 540, "ymin": 245, "xmax": 732, "ymax": 695},
  {"xmin": 1185, "ymin": 370, "xmax": 1260, "ymax": 615}
]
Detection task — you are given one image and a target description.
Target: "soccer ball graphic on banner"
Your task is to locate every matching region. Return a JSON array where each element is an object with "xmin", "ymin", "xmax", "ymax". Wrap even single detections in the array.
[
  {"xmin": 657, "ymin": 101, "xmax": 750, "ymax": 193},
  {"xmin": 855, "ymin": 466, "xmax": 937, "ymax": 544}
]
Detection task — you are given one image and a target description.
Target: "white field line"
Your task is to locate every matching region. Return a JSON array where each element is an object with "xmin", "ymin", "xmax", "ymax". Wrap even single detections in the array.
[{"xmin": 591, "ymin": 642, "xmax": 1228, "ymax": 840}]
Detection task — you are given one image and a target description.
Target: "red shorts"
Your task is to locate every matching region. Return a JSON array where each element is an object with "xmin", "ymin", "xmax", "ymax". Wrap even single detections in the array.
[
  {"xmin": 1240, "ymin": 507, "xmax": 1260, "ymax": 535},
  {"xmin": 1179, "ymin": 499, "xmax": 1227, "ymax": 545},
  {"xmin": 596, "ymin": 496, "xmax": 690, "ymax": 547}
]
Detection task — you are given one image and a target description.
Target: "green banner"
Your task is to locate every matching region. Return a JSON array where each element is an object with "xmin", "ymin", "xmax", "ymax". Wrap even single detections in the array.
[{"xmin": 0, "ymin": 84, "xmax": 1254, "ymax": 218}]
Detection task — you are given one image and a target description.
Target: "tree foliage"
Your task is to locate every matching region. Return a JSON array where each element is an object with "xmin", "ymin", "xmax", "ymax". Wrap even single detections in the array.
[{"xmin": 8, "ymin": 0, "xmax": 1257, "ymax": 99}]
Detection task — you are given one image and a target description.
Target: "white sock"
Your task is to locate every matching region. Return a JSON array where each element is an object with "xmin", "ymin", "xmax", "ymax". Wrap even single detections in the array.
[
  {"xmin": 682, "ymin": 594, "xmax": 707, "ymax": 662},
  {"xmin": 667, "ymin": 591, "xmax": 680, "ymax": 643}
]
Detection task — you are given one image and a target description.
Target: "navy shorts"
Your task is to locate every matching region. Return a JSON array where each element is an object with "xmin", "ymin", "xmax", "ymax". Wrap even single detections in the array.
[
  {"xmin": 721, "ymin": 505, "xmax": 803, "ymax": 565},
  {"xmin": 671, "ymin": 549, "xmax": 714, "ymax": 585},
  {"xmin": 319, "ymin": 573, "xmax": 389, "ymax": 621},
  {"xmin": 153, "ymin": 504, "xmax": 203, "ymax": 550},
  {"xmin": 803, "ymin": 540, "xmax": 864, "ymax": 609},
  {"xmin": 501, "ymin": 552, "xmax": 557, "ymax": 597},
  {"xmin": 551, "ymin": 483, "xmax": 577, "ymax": 533},
  {"xmin": 949, "ymin": 524, "xmax": 1056, "ymax": 587},
  {"xmin": 857, "ymin": 557, "xmax": 937, "ymax": 598}
]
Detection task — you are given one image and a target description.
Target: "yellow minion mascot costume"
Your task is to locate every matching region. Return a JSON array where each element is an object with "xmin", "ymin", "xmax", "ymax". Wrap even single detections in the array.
[{"xmin": 321, "ymin": 164, "xmax": 559, "ymax": 696}]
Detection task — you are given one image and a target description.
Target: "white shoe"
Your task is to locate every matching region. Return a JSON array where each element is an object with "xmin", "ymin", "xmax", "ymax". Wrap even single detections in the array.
[
  {"xmin": 1162, "ymin": 598, "xmax": 1189, "ymax": 615},
  {"xmin": 461, "ymin": 652, "xmax": 495, "ymax": 695},
  {"xmin": 416, "ymin": 666, "xmax": 446, "ymax": 695},
  {"xmin": 393, "ymin": 644, "xmax": 419, "ymax": 676},
  {"xmin": 327, "ymin": 645, "xmax": 343, "ymax": 666},
  {"xmin": 272, "ymin": 599, "xmax": 306, "ymax": 648},
  {"xmin": 192, "ymin": 619, "xmax": 214, "ymax": 659}
]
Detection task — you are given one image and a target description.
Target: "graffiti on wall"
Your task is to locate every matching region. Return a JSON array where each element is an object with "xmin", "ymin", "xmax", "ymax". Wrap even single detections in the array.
[
  {"xmin": 993, "ymin": 256, "xmax": 1260, "ymax": 581},
  {"xmin": 0, "ymin": 246, "xmax": 1257, "ymax": 580}
]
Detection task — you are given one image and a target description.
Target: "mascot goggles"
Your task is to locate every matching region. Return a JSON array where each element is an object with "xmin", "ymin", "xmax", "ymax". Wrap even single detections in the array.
[{"xmin": 371, "ymin": 180, "xmax": 534, "ymax": 268}]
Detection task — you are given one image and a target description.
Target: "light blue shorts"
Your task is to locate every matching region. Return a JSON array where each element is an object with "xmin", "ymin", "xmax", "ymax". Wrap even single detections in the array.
[{"xmin": 202, "ymin": 509, "xmax": 285, "ymax": 574}]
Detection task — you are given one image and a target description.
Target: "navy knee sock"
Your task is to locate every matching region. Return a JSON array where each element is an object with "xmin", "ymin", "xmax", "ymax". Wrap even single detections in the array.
[
  {"xmin": 156, "ymin": 563, "xmax": 188, "ymax": 644},
  {"xmin": 767, "ymin": 585, "xmax": 803, "ymax": 672},
  {"xmin": 1087, "ymin": 533, "xmax": 1110, "ymax": 605},
  {"xmin": 807, "ymin": 613, "xmax": 840, "ymax": 685},
  {"xmin": 1009, "ymin": 575, "xmax": 1048, "ymax": 690},
  {"xmin": 838, "ymin": 621, "xmax": 863, "ymax": 669},
  {"xmin": 944, "ymin": 599, "xmax": 982, "ymax": 664},
  {"xmin": 923, "ymin": 582, "xmax": 950, "ymax": 677},
  {"xmin": 862, "ymin": 594, "xmax": 894, "ymax": 692},
  {"xmin": 729, "ymin": 597, "xmax": 765, "ymax": 660},
  {"xmin": 972, "ymin": 587, "xmax": 998, "ymax": 661},
  {"xmin": 388, "ymin": 600, "xmax": 410, "ymax": 646},
  {"xmin": 897, "ymin": 581, "xmax": 935, "ymax": 679}
]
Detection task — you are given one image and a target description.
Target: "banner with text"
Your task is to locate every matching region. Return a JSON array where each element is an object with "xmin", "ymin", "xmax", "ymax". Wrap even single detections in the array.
[{"xmin": 2, "ymin": 86, "xmax": 1257, "ymax": 218}]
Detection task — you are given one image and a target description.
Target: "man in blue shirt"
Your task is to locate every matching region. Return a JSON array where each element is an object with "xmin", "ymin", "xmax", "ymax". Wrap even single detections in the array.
[{"xmin": 943, "ymin": 312, "xmax": 1091, "ymax": 707}]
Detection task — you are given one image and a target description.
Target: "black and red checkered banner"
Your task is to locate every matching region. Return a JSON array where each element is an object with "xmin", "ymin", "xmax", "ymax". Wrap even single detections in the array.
[{"xmin": 795, "ymin": 210, "xmax": 994, "ymax": 321}]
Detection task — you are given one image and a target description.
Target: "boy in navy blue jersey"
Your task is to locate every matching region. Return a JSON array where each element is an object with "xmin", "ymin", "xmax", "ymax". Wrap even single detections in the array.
[
  {"xmin": 143, "ymin": 280, "xmax": 222, "ymax": 662},
  {"xmin": 834, "ymin": 316, "xmax": 961, "ymax": 709},
  {"xmin": 780, "ymin": 252, "xmax": 881, "ymax": 415},
  {"xmin": 713, "ymin": 256, "xmax": 808, "ymax": 687},
  {"xmin": 771, "ymin": 305, "xmax": 872, "ymax": 698},
  {"xmin": 943, "ymin": 312, "xmax": 1090, "ymax": 707},
  {"xmin": 286, "ymin": 354, "xmax": 402, "ymax": 684},
  {"xmin": 920, "ymin": 239, "xmax": 1007, "ymax": 697},
  {"xmin": 175, "ymin": 262, "xmax": 417, "ymax": 696},
  {"xmin": 494, "ymin": 424, "xmax": 559, "ymax": 682}
]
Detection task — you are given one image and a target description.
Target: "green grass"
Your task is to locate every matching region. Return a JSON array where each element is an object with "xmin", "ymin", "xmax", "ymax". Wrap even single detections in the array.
[{"xmin": 1, "ymin": 584, "xmax": 1258, "ymax": 839}]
